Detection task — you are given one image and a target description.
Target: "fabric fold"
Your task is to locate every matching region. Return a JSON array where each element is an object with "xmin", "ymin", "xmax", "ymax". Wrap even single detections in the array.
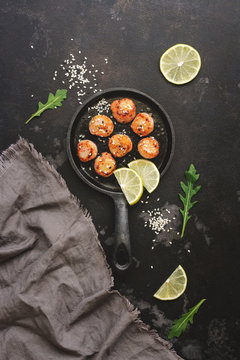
[{"xmin": 0, "ymin": 138, "xmax": 182, "ymax": 360}]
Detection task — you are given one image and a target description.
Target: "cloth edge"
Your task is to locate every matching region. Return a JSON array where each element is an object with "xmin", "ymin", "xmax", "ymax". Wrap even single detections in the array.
[{"xmin": 110, "ymin": 290, "xmax": 183, "ymax": 359}]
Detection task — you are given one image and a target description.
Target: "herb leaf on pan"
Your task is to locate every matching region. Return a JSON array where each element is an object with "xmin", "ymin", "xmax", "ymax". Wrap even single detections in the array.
[
  {"xmin": 25, "ymin": 89, "xmax": 68, "ymax": 124},
  {"xmin": 168, "ymin": 299, "xmax": 206, "ymax": 339},
  {"xmin": 179, "ymin": 164, "xmax": 201, "ymax": 238}
]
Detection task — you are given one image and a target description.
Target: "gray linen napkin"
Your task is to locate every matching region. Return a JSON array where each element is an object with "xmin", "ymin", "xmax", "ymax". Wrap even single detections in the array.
[{"xmin": 0, "ymin": 138, "xmax": 182, "ymax": 360}]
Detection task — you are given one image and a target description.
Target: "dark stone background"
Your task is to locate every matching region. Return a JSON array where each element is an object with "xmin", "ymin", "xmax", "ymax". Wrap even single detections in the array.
[{"xmin": 0, "ymin": 1, "xmax": 240, "ymax": 359}]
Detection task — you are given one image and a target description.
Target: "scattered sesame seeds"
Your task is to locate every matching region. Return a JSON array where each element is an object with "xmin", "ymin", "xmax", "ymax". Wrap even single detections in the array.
[
  {"xmin": 51, "ymin": 50, "xmax": 108, "ymax": 104},
  {"xmin": 88, "ymin": 98, "xmax": 110, "ymax": 113},
  {"xmin": 30, "ymin": 45, "xmax": 34, "ymax": 49},
  {"xmin": 144, "ymin": 209, "xmax": 171, "ymax": 234},
  {"xmin": 151, "ymin": 265, "xmax": 153, "ymax": 269},
  {"xmin": 31, "ymin": 94, "xmax": 34, "ymax": 97}
]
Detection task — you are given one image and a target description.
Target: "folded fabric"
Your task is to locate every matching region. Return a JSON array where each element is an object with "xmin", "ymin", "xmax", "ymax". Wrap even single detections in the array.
[{"xmin": 0, "ymin": 138, "xmax": 182, "ymax": 359}]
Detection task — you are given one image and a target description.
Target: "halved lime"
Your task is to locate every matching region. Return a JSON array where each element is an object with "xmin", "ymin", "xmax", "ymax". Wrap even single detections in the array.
[
  {"xmin": 114, "ymin": 168, "xmax": 143, "ymax": 205},
  {"xmin": 128, "ymin": 159, "xmax": 160, "ymax": 193},
  {"xmin": 154, "ymin": 265, "xmax": 187, "ymax": 301},
  {"xmin": 160, "ymin": 44, "xmax": 201, "ymax": 85}
]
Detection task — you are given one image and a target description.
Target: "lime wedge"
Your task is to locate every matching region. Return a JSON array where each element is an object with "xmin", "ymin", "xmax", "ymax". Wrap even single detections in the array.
[
  {"xmin": 154, "ymin": 265, "xmax": 187, "ymax": 301},
  {"xmin": 160, "ymin": 44, "xmax": 201, "ymax": 85},
  {"xmin": 128, "ymin": 159, "xmax": 160, "ymax": 193},
  {"xmin": 114, "ymin": 168, "xmax": 143, "ymax": 205}
]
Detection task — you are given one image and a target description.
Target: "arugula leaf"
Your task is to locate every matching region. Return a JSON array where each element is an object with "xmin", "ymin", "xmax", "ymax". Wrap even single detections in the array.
[
  {"xmin": 179, "ymin": 164, "xmax": 201, "ymax": 238},
  {"xmin": 168, "ymin": 299, "xmax": 206, "ymax": 339},
  {"xmin": 25, "ymin": 89, "xmax": 67, "ymax": 124}
]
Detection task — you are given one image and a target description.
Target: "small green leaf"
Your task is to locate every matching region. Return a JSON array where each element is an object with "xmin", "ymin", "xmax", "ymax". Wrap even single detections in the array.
[
  {"xmin": 179, "ymin": 164, "xmax": 201, "ymax": 238},
  {"xmin": 25, "ymin": 89, "xmax": 68, "ymax": 124},
  {"xmin": 168, "ymin": 299, "xmax": 206, "ymax": 339}
]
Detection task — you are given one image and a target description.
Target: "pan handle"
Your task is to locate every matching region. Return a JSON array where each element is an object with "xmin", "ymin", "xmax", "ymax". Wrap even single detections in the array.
[{"xmin": 112, "ymin": 195, "xmax": 131, "ymax": 271}]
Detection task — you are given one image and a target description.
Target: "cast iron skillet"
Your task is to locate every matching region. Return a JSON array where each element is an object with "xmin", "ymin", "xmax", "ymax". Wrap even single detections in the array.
[{"xmin": 67, "ymin": 88, "xmax": 175, "ymax": 271}]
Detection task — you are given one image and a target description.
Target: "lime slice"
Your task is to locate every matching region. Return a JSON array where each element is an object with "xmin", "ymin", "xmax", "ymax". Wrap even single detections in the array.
[
  {"xmin": 128, "ymin": 159, "xmax": 160, "ymax": 193},
  {"xmin": 114, "ymin": 168, "xmax": 143, "ymax": 205},
  {"xmin": 154, "ymin": 265, "xmax": 187, "ymax": 301},
  {"xmin": 160, "ymin": 44, "xmax": 201, "ymax": 85}
]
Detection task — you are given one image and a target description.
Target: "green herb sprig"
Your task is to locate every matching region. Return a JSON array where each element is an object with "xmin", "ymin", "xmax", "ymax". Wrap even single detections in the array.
[
  {"xmin": 168, "ymin": 299, "xmax": 206, "ymax": 339},
  {"xmin": 25, "ymin": 89, "xmax": 67, "ymax": 124},
  {"xmin": 179, "ymin": 164, "xmax": 201, "ymax": 238}
]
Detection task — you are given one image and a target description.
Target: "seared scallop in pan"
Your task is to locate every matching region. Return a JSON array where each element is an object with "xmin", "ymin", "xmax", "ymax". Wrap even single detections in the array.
[
  {"xmin": 131, "ymin": 113, "xmax": 154, "ymax": 137},
  {"xmin": 138, "ymin": 137, "xmax": 159, "ymax": 159},
  {"xmin": 94, "ymin": 152, "xmax": 116, "ymax": 177},
  {"xmin": 111, "ymin": 98, "xmax": 136, "ymax": 124},
  {"xmin": 89, "ymin": 115, "xmax": 114, "ymax": 137},
  {"xmin": 77, "ymin": 140, "xmax": 98, "ymax": 162},
  {"xmin": 109, "ymin": 134, "xmax": 133, "ymax": 158}
]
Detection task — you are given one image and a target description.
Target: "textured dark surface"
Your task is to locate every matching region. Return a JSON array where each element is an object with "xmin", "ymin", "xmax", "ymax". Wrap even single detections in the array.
[{"xmin": 0, "ymin": 1, "xmax": 240, "ymax": 359}]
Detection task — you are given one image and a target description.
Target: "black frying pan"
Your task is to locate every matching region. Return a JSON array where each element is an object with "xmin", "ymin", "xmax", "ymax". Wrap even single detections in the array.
[{"xmin": 67, "ymin": 88, "xmax": 175, "ymax": 271}]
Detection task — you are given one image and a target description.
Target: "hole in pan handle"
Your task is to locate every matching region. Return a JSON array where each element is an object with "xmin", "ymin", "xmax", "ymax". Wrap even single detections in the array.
[{"xmin": 112, "ymin": 194, "xmax": 131, "ymax": 271}]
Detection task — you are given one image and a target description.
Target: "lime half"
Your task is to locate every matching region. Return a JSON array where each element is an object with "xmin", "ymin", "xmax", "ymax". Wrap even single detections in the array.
[
  {"xmin": 160, "ymin": 44, "xmax": 201, "ymax": 85},
  {"xmin": 128, "ymin": 159, "xmax": 160, "ymax": 193},
  {"xmin": 114, "ymin": 168, "xmax": 143, "ymax": 205},
  {"xmin": 154, "ymin": 265, "xmax": 187, "ymax": 301}
]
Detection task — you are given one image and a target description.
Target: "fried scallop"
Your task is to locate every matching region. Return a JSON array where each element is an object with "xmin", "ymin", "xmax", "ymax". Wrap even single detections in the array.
[
  {"xmin": 77, "ymin": 140, "xmax": 98, "ymax": 162},
  {"xmin": 109, "ymin": 134, "xmax": 133, "ymax": 158},
  {"xmin": 111, "ymin": 98, "xmax": 136, "ymax": 124},
  {"xmin": 89, "ymin": 115, "xmax": 114, "ymax": 137},
  {"xmin": 138, "ymin": 137, "xmax": 159, "ymax": 159},
  {"xmin": 94, "ymin": 152, "xmax": 116, "ymax": 177},
  {"xmin": 131, "ymin": 113, "xmax": 154, "ymax": 137}
]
